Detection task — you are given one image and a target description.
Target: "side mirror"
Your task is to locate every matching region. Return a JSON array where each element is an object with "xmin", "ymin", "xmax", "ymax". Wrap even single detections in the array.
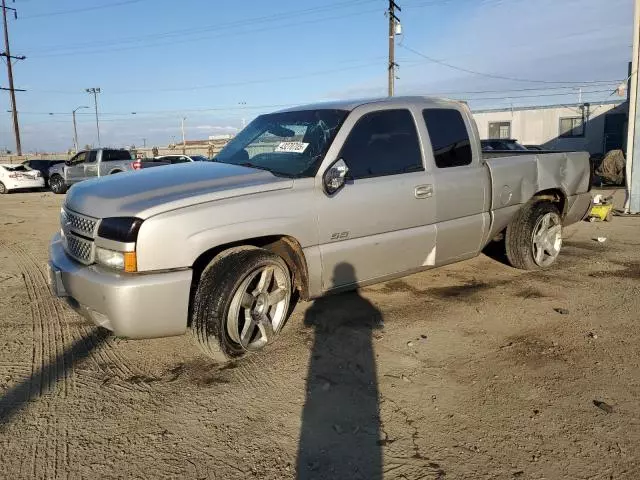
[
  {"xmin": 65, "ymin": 160, "xmax": 72, "ymax": 166},
  {"xmin": 323, "ymin": 159, "xmax": 349, "ymax": 195}
]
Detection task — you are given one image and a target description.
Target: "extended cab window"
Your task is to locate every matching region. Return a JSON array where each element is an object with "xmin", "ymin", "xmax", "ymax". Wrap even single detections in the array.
[
  {"xmin": 102, "ymin": 150, "xmax": 133, "ymax": 162},
  {"xmin": 339, "ymin": 109, "xmax": 423, "ymax": 179},
  {"xmin": 422, "ymin": 109, "xmax": 473, "ymax": 168},
  {"xmin": 86, "ymin": 151, "xmax": 97, "ymax": 163}
]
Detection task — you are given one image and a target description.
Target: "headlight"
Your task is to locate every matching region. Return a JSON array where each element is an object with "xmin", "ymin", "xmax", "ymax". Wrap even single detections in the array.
[
  {"xmin": 97, "ymin": 217, "xmax": 143, "ymax": 242},
  {"xmin": 95, "ymin": 247, "xmax": 137, "ymax": 272}
]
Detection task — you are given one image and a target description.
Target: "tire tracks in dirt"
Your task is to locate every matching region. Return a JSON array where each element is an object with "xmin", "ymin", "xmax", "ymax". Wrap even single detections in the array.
[
  {"xmin": 1, "ymin": 240, "xmax": 149, "ymax": 395},
  {"xmin": 0, "ymin": 240, "xmax": 151, "ymax": 479},
  {"xmin": 0, "ymin": 240, "xmax": 71, "ymax": 399}
]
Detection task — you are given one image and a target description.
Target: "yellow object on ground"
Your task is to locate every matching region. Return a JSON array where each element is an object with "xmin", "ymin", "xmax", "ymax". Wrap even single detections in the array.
[{"xmin": 589, "ymin": 203, "xmax": 614, "ymax": 222}]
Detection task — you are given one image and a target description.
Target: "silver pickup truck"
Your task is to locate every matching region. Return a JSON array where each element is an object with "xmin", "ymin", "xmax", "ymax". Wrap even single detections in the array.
[
  {"xmin": 48, "ymin": 96, "xmax": 592, "ymax": 362},
  {"xmin": 48, "ymin": 148, "xmax": 158, "ymax": 194}
]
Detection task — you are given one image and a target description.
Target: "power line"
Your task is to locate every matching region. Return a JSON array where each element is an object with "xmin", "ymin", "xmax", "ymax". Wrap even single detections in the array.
[
  {"xmin": 20, "ymin": 0, "xmax": 149, "ymax": 19},
  {"xmin": 399, "ymin": 43, "xmax": 622, "ymax": 85},
  {"xmin": 28, "ymin": 0, "xmax": 381, "ymax": 56}
]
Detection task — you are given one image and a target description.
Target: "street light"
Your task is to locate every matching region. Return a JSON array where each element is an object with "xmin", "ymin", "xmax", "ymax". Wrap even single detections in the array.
[
  {"xmin": 85, "ymin": 87, "xmax": 101, "ymax": 146},
  {"xmin": 72, "ymin": 106, "xmax": 89, "ymax": 153},
  {"xmin": 181, "ymin": 116, "xmax": 186, "ymax": 154}
]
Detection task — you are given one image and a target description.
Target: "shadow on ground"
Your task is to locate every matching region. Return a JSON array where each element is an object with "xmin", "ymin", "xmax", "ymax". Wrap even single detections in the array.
[{"xmin": 297, "ymin": 263, "xmax": 383, "ymax": 480}]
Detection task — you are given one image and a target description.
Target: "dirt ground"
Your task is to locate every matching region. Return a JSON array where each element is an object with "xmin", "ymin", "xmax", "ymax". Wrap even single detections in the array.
[{"xmin": 0, "ymin": 189, "xmax": 639, "ymax": 479}]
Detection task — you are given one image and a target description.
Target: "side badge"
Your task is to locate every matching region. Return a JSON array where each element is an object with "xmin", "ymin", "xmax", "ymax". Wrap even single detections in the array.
[{"xmin": 330, "ymin": 232, "xmax": 349, "ymax": 241}]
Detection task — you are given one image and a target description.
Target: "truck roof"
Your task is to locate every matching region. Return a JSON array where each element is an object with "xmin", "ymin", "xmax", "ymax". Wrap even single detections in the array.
[{"xmin": 278, "ymin": 95, "xmax": 465, "ymax": 113}]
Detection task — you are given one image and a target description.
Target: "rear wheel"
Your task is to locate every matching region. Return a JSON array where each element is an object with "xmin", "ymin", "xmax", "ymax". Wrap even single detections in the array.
[
  {"xmin": 0, "ymin": 181, "xmax": 6, "ymax": 194},
  {"xmin": 506, "ymin": 201, "xmax": 562, "ymax": 270},
  {"xmin": 191, "ymin": 247, "xmax": 293, "ymax": 362},
  {"xmin": 49, "ymin": 175, "xmax": 67, "ymax": 194}
]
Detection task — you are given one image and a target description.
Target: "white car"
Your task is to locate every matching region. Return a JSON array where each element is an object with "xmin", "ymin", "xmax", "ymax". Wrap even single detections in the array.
[{"xmin": 0, "ymin": 163, "xmax": 45, "ymax": 194}]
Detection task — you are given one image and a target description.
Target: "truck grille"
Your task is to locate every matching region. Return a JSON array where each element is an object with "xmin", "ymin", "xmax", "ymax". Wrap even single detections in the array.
[
  {"xmin": 61, "ymin": 208, "xmax": 98, "ymax": 265},
  {"xmin": 62, "ymin": 209, "xmax": 98, "ymax": 237},
  {"xmin": 64, "ymin": 233, "xmax": 94, "ymax": 264}
]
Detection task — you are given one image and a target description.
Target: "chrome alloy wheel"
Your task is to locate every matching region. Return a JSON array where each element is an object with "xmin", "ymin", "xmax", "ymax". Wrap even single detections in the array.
[
  {"xmin": 532, "ymin": 212, "xmax": 562, "ymax": 267},
  {"xmin": 226, "ymin": 264, "xmax": 291, "ymax": 351}
]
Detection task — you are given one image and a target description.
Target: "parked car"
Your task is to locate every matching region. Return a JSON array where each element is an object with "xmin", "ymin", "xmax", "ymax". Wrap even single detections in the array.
[
  {"xmin": 481, "ymin": 139, "xmax": 528, "ymax": 151},
  {"xmin": 49, "ymin": 96, "xmax": 592, "ymax": 363},
  {"xmin": 152, "ymin": 154, "xmax": 210, "ymax": 164},
  {"xmin": 0, "ymin": 163, "xmax": 45, "ymax": 194},
  {"xmin": 48, "ymin": 148, "xmax": 165, "ymax": 194},
  {"xmin": 22, "ymin": 159, "xmax": 65, "ymax": 187}
]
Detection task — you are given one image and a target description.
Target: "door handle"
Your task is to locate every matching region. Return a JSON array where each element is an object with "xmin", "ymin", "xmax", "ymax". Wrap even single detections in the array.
[{"xmin": 414, "ymin": 184, "xmax": 433, "ymax": 199}]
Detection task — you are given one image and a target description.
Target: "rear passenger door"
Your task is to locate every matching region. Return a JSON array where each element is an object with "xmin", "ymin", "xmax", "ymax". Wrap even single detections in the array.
[
  {"xmin": 422, "ymin": 108, "xmax": 490, "ymax": 265},
  {"xmin": 316, "ymin": 108, "xmax": 437, "ymax": 290}
]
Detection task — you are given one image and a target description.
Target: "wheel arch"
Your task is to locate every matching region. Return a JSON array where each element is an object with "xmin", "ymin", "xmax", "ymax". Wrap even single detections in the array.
[
  {"xmin": 109, "ymin": 169, "xmax": 123, "ymax": 174},
  {"xmin": 191, "ymin": 234, "xmax": 310, "ymax": 302},
  {"xmin": 531, "ymin": 188, "xmax": 567, "ymax": 217}
]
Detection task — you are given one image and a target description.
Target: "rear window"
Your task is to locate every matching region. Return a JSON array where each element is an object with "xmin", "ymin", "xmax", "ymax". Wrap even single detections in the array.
[
  {"xmin": 102, "ymin": 150, "xmax": 133, "ymax": 162},
  {"xmin": 422, "ymin": 109, "xmax": 473, "ymax": 168},
  {"xmin": 3, "ymin": 164, "xmax": 29, "ymax": 172}
]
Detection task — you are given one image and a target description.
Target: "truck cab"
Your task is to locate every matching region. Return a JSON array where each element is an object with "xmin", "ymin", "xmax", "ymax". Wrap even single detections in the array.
[{"xmin": 48, "ymin": 148, "xmax": 136, "ymax": 193}]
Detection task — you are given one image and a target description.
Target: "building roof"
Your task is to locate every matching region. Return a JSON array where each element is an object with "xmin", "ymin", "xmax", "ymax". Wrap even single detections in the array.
[{"xmin": 472, "ymin": 99, "xmax": 627, "ymax": 114}]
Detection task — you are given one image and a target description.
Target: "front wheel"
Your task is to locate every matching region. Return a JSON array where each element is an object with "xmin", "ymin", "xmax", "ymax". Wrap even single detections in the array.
[
  {"xmin": 49, "ymin": 175, "xmax": 67, "ymax": 194},
  {"xmin": 506, "ymin": 201, "xmax": 562, "ymax": 270},
  {"xmin": 191, "ymin": 247, "xmax": 293, "ymax": 362}
]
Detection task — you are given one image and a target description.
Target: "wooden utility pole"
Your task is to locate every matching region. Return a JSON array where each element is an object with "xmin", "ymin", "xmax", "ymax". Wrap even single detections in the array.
[
  {"xmin": 388, "ymin": 0, "xmax": 400, "ymax": 97},
  {"xmin": 1, "ymin": 0, "xmax": 24, "ymax": 155}
]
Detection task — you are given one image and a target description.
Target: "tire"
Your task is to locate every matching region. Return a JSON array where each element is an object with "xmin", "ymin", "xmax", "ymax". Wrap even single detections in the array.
[
  {"xmin": 0, "ymin": 181, "xmax": 6, "ymax": 194},
  {"xmin": 49, "ymin": 175, "xmax": 67, "ymax": 194},
  {"xmin": 505, "ymin": 201, "xmax": 562, "ymax": 270},
  {"xmin": 191, "ymin": 247, "xmax": 293, "ymax": 362},
  {"xmin": 110, "ymin": 170, "xmax": 123, "ymax": 174}
]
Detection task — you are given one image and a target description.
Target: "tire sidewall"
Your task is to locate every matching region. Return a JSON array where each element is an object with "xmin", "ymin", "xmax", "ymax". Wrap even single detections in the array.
[
  {"xmin": 0, "ymin": 181, "xmax": 6, "ymax": 194},
  {"xmin": 193, "ymin": 248, "xmax": 292, "ymax": 361},
  {"xmin": 50, "ymin": 175, "xmax": 65, "ymax": 194},
  {"xmin": 506, "ymin": 201, "xmax": 562, "ymax": 270}
]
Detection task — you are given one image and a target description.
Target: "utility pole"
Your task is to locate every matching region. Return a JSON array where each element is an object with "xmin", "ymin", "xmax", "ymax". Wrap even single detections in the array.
[
  {"xmin": 72, "ymin": 105, "xmax": 89, "ymax": 153},
  {"xmin": 142, "ymin": 138, "xmax": 146, "ymax": 148},
  {"xmin": 86, "ymin": 87, "xmax": 101, "ymax": 146},
  {"xmin": 626, "ymin": 0, "xmax": 640, "ymax": 213},
  {"xmin": 181, "ymin": 116, "xmax": 186, "ymax": 154},
  {"xmin": 1, "ymin": 0, "xmax": 25, "ymax": 155},
  {"xmin": 387, "ymin": 0, "xmax": 400, "ymax": 97}
]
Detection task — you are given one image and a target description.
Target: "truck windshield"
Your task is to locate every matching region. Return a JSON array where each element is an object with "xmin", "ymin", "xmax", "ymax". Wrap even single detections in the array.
[{"xmin": 214, "ymin": 109, "xmax": 348, "ymax": 178}]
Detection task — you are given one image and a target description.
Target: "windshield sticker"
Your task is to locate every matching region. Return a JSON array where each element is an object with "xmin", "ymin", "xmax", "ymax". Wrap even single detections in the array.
[{"xmin": 275, "ymin": 142, "xmax": 309, "ymax": 153}]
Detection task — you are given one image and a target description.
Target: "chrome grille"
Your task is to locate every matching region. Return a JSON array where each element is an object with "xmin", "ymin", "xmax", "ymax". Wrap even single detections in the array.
[
  {"xmin": 63, "ymin": 233, "xmax": 94, "ymax": 264},
  {"xmin": 62, "ymin": 209, "xmax": 98, "ymax": 238},
  {"xmin": 60, "ymin": 208, "xmax": 98, "ymax": 265}
]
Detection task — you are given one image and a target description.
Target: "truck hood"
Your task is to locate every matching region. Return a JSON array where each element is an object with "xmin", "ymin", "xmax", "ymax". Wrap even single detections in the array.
[{"xmin": 65, "ymin": 162, "xmax": 293, "ymax": 219}]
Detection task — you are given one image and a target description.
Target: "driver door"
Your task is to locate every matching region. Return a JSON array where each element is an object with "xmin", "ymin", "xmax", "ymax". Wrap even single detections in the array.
[
  {"xmin": 316, "ymin": 108, "xmax": 438, "ymax": 291},
  {"xmin": 83, "ymin": 150, "xmax": 99, "ymax": 178},
  {"xmin": 66, "ymin": 151, "xmax": 87, "ymax": 183}
]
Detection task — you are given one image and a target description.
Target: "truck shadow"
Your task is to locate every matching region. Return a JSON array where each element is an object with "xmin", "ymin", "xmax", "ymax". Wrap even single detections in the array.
[
  {"xmin": 0, "ymin": 329, "xmax": 107, "ymax": 427},
  {"xmin": 297, "ymin": 263, "xmax": 383, "ymax": 480}
]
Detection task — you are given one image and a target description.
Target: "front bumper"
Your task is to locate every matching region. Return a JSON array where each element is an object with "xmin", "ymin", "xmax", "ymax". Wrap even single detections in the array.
[{"xmin": 49, "ymin": 233, "xmax": 192, "ymax": 339}]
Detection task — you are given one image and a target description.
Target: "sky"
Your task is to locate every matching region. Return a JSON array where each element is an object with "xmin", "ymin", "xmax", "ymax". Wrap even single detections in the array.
[{"xmin": 0, "ymin": 0, "xmax": 635, "ymax": 152}]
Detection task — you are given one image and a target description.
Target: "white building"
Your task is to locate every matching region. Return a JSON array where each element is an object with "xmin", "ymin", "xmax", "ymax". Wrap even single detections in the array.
[{"xmin": 472, "ymin": 100, "xmax": 628, "ymax": 155}]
